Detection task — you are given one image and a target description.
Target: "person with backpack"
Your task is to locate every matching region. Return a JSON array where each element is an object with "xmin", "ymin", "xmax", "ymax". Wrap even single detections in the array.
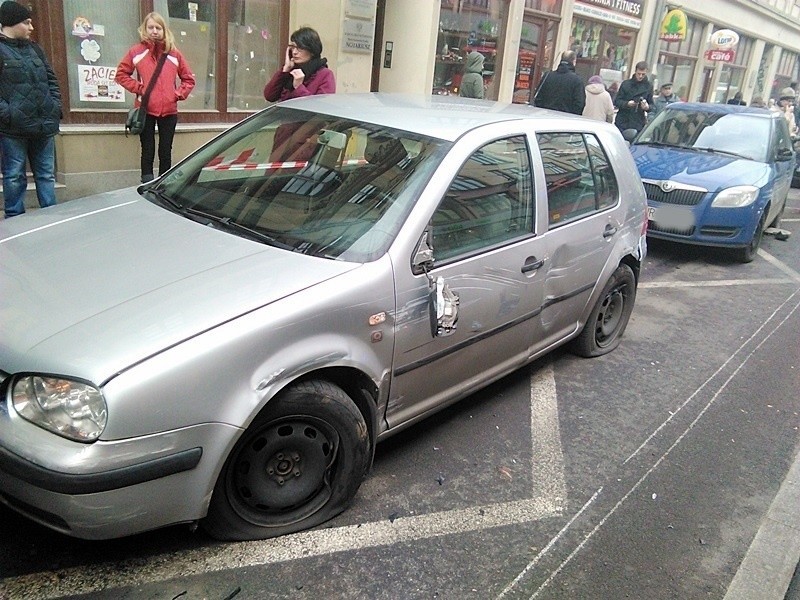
[{"xmin": 0, "ymin": 0, "xmax": 62, "ymax": 218}]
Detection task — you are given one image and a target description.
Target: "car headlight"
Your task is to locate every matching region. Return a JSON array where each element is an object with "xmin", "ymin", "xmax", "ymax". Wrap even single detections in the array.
[
  {"xmin": 711, "ymin": 185, "xmax": 759, "ymax": 208},
  {"xmin": 12, "ymin": 376, "xmax": 107, "ymax": 442}
]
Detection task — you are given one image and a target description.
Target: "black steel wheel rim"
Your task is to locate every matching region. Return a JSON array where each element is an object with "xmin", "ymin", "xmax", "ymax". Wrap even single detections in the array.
[
  {"xmin": 595, "ymin": 284, "xmax": 626, "ymax": 346},
  {"xmin": 226, "ymin": 415, "xmax": 340, "ymax": 527}
]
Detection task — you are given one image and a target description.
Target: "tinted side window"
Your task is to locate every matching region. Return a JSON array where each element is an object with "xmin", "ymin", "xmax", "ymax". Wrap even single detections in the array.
[
  {"xmin": 585, "ymin": 134, "xmax": 619, "ymax": 210},
  {"xmin": 538, "ymin": 132, "xmax": 618, "ymax": 228},
  {"xmin": 432, "ymin": 136, "xmax": 534, "ymax": 261},
  {"xmin": 538, "ymin": 132, "xmax": 595, "ymax": 228}
]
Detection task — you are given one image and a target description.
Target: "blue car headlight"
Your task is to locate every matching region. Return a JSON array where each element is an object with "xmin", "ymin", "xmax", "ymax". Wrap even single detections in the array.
[
  {"xmin": 12, "ymin": 375, "xmax": 107, "ymax": 442},
  {"xmin": 711, "ymin": 185, "xmax": 759, "ymax": 208}
]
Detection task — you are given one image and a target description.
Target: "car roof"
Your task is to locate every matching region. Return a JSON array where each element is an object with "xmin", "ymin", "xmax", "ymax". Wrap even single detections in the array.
[
  {"xmin": 275, "ymin": 92, "xmax": 589, "ymax": 141},
  {"xmin": 662, "ymin": 102, "xmax": 777, "ymax": 118}
]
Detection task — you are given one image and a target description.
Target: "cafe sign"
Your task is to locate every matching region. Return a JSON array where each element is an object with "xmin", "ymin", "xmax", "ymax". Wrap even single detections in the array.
[{"xmin": 704, "ymin": 28, "xmax": 738, "ymax": 63}]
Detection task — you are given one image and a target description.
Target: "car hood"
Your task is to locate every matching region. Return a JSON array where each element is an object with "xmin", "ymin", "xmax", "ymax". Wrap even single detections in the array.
[
  {"xmin": 0, "ymin": 189, "xmax": 360, "ymax": 383},
  {"xmin": 630, "ymin": 144, "xmax": 770, "ymax": 191}
]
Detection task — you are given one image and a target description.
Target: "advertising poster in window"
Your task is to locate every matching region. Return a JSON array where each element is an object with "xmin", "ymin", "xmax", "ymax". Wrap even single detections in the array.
[{"xmin": 76, "ymin": 65, "xmax": 125, "ymax": 102}]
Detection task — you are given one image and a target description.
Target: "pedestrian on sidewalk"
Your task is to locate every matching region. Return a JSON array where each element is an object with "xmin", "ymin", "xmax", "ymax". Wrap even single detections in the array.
[
  {"xmin": 614, "ymin": 61, "xmax": 653, "ymax": 135},
  {"xmin": 459, "ymin": 51, "xmax": 485, "ymax": 99},
  {"xmin": 530, "ymin": 50, "xmax": 585, "ymax": 115},
  {"xmin": 115, "ymin": 12, "xmax": 195, "ymax": 183},
  {"xmin": 263, "ymin": 27, "xmax": 335, "ymax": 103},
  {"xmin": 582, "ymin": 75, "xmax": 614, "ymax": 123},
  {"xmin": 0, "ymin": 0, "xmax": 62, "ymax": 218}
]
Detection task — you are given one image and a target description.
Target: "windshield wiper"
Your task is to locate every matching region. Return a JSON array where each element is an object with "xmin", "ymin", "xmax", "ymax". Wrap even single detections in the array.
[
  {"xmin": 143, "ymin": 187, "xmax": 183, "ymax": 211},
  {"xmin": 636, "ymin": 140, "xmax": 676, "ymax": 148},
  {"xmin": 692, "ymin": 147, "xmax": 750, "ymax": 159},
  {"xmin": 183, "ymin": 207, "xmax": 294, "ymax": 249}
]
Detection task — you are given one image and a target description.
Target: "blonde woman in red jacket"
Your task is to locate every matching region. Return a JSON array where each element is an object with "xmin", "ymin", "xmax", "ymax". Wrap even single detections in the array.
[{"xmin": 116, "ymin": 12, "xmax": 195, "ymax": 183}]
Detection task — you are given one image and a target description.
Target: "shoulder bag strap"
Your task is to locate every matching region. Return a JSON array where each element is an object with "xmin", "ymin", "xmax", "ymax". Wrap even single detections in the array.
[{"xmin": 140, "ymin": 52, "xmax": 169, "ymax": 110}]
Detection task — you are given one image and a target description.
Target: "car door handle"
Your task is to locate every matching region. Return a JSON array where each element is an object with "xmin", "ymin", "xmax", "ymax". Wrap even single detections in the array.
[
  {"xmin": 603, "ymin": 224, "xmax": 618, "ymax": 238},
  {"xmin": 521, "ymin": 256, "xmax": 544, "ymax": 273}
]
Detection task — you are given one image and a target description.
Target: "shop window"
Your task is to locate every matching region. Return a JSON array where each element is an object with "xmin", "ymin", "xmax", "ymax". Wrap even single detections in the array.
[
  {"xmin": 51, "ymin": 1, "xmax": 287, "ymax": 122},
  {"xmin": 434, "ymin": 0, "xmax": 506, "ymax": 98},
  {"xmin": 155, "ymin": 0, "xmax": 217, "ymax": 110},
  {"xmin": 62, "ymin": 0, "xmax": 141, "ymax": 110},
  {"xmin": 569, "ymin": 17, "xmax": 636, "ymax": 86},
  {"xmin": 226, "ymin": 1, "xmax": 283, "ymax": 111}
]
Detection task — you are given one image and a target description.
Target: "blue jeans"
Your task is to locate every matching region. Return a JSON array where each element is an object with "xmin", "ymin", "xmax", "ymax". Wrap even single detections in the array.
[{"xmin": 1, "ymin": 135, "xmax": 57, "ymax": 218}]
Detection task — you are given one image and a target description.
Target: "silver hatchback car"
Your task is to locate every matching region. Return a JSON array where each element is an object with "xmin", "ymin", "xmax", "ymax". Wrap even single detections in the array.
[{"xmin": 0, "ymin": 94, "xmax": 647, "ymax": 541}]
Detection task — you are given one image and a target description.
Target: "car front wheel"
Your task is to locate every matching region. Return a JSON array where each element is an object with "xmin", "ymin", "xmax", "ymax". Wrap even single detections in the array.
[
  {"xmin": 203, "ymin": 379, "xmax": 370, "ymax": 541},
  {"xmin": 570, "ymin": 264, "xmax": 636, "ymax": 358},
  {"xmin": 735, "ymin": 212, "xmax": 766, "ymax": 263}
]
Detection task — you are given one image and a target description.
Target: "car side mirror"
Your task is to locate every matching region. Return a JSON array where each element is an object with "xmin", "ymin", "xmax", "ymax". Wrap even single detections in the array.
[
  {"xmin": 412, "ymin": 229, "xmax": 434, "ymax": 275},
  {"xmin": 429, "ymin": 276, "xmax": 459, "ymax": 337},
  {"xmin": 776, "ymin": 147, "xmax": 795, "ymax": 162},
  {"xmin": 622, "ymin": 128, "xmax": 639, "ymax": 143}
]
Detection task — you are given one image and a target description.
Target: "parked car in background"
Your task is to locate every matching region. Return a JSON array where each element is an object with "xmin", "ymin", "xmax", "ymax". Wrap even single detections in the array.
[
  {"xmin": 0, "ymin": 94, "xmax": 647, "ymax": 541},
  {"xmin": 629, "ymin": 103, "xmax": 793, "ymax": 262}
]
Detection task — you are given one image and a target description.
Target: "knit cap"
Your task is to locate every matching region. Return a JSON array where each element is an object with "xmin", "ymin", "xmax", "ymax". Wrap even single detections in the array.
[{"xmin": 0, "ymin": 1, "xmax": 31, "ymax": 27}]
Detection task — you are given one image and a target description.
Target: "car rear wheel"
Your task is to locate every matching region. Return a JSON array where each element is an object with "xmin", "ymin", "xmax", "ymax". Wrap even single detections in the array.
[
  {"xmin": 203, "ymin": 379, "xmax": 370, "ymax": 541},
  {"xmin": 570, "ymin": 264, "xmax": 636, "ymax": 358}
]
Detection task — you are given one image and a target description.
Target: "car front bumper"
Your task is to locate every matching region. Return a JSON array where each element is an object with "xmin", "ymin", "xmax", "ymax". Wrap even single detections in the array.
[{"xmin": 0, "ymin": 410, "xmax": 240, "ymax": 539}]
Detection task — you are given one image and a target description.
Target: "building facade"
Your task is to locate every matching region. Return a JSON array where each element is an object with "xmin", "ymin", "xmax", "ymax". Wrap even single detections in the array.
[{"xmin": 10, "ymin": 0, "xmax": 800, "ymax": 203}]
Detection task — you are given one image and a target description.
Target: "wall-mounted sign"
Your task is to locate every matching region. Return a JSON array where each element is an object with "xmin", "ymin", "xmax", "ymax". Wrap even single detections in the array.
[
  {"xmin": 574, "ymin": 0, "xmax": 642, "ymax": 30},
  {"xmin": 345, "ymin": 0, "xmax": 376, "ymax": 20},
  {"xmin": 659, "ymin": 9, "xmax": 687, "ymax": 42},
  {"xmin": 704, "ymin": 49, "xmax": 736, "ymax": 63},
  {"xmin": 709, "ymin": 29, "xmax": 739, "ymax": 50},
  {"xmin": 342, "ymin": 17, "xmax": 375, "ymax": 54}
]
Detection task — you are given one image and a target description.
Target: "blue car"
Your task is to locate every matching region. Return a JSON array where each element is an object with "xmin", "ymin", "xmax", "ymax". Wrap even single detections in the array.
[{"xmin": 630, "ymin": 103, "xmax": 793, "ymax": 262}]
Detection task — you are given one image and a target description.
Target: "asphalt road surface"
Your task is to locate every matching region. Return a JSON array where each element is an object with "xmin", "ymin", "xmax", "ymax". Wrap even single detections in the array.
[{"xmin": 2, "ymin": 190, "xmax": 799, "ymax": 600}]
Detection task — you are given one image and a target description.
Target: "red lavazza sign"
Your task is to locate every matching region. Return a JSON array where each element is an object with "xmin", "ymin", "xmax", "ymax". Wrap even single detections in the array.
[{"xmin": 704, "ymin": 49, "xmax": 736, "ymax": 62}]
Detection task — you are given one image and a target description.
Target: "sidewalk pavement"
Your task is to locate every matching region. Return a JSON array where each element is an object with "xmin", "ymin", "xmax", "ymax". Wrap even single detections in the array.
[{"xmin": 723, "ymin": 447, "xmax": 800, "ymax": 600}]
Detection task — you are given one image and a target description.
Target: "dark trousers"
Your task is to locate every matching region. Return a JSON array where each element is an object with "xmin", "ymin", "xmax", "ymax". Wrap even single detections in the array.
[{"xmin": 140, "ymin": 113, "xmax": 178, "ymax": 180}]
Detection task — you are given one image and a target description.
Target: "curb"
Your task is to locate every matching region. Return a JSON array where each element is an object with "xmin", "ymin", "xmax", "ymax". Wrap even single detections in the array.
[{"xmin": 723, "ymin": 448, "xmax": 800, "ymax": 599}]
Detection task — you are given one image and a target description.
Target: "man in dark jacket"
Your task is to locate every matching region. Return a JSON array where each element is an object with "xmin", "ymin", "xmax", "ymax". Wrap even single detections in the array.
[
  {"xmin": 530, "ymin": 50, "xmax": 585, "ymax": 115},
  {"xmin": 0, "ymin": 0, "xmax": 62, "ymax": 218},
  {"xmin": 614, "ymin": 61, "xmax": 653, "ymax": 135}
]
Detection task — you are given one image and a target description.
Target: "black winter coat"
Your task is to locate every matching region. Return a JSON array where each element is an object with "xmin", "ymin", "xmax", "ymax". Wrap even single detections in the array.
[
  {"xmin": 614, "ymin": 75, "xmax": 653, "ymax": 133},
  {"xmin": 531, "ymin": 61, "xmax": 585, "ymax": 115},
  {"xmin": 0, "ymin": 34, "xmax": 61, "ymax": 138}
]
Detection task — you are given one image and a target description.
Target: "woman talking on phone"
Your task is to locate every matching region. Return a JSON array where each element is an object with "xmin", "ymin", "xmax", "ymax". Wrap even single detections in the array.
[{"xmin": 264, "ymin": 27, "xmax": 335, "ymax": 102}]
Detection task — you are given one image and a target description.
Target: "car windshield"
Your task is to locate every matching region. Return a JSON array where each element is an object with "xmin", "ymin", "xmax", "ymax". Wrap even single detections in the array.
[
  {"xmin": 148, "ymin": 106, "xmax": 450, "ymax": 262},
  {"xmin": 636, "ymin": 109, "xmax": 771, "ymax": 163}
]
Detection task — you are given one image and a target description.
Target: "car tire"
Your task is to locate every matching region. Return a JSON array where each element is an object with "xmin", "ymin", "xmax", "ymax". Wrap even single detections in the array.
[
  {"xmin": 570, "ymin": 264, "xmax": 636, "ymax": 358},
  {"xmin": 735, "ymin": 212, "xmax": 766, "ymax": 263},
  {"xmin": 203, "ymin": 379, "xmax": 370, "ymax": 541}
]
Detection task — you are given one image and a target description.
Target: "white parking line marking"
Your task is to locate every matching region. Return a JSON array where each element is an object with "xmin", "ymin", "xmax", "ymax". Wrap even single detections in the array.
[
  {"xmin": 497, "ymin": 288, "xmax": 800, "ymax": 598},
  {"xmin": 0, "ymin": 367, "xmax": 567, "ymax": 600},
  {"xmin": 639, "ymin": 278, "xmax": 794, "ymax": 289},
  {"xmin": 758, "ymin": 248, "xmax": 800, "ymax": 282}
]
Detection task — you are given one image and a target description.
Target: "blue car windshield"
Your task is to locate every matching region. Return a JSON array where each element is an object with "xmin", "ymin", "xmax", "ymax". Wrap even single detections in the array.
[
  {"xmin": 151, "ymin": 107, "xmax": 450, "ymax": 262},
  {"xmin": 637, "ymin": 109, "xmax": 771, "ymax": 163}
]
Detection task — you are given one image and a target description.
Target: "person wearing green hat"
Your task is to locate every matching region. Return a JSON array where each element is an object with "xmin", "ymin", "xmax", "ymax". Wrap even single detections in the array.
[{"xmin": 0, "ymin": 0, "xmax": 62, "ymax": 218}]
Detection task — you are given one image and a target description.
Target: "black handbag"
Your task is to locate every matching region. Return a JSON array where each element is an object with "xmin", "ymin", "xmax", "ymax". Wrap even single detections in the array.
[{"xmin": 125, "ymin": 53, "xmax": 168, "ymax": 136}]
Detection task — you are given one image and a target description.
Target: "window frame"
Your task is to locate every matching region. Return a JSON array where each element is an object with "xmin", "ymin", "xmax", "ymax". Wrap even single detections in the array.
[
  {"xmin": 38, "ymin": 0, "xmax": 288, "ymax": 125},
  {"xmin": 430, "ymin": 134, "xmax": 536, "ymax": 264}
]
